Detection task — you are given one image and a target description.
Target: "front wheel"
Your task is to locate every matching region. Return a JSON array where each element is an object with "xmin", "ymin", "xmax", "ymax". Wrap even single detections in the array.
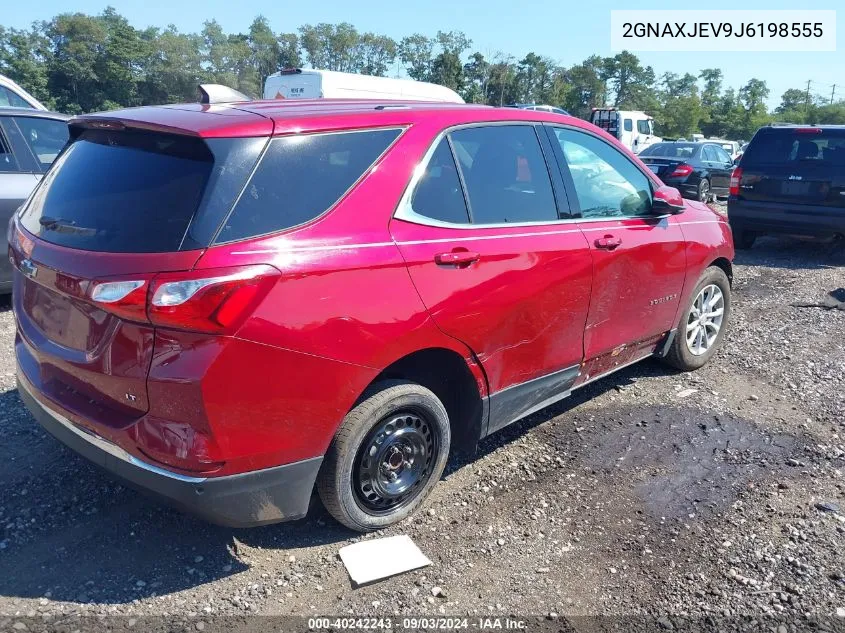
[
  {"xmin": 662, "ymin": 266, "xmax": 731, "ymax": 371},
  {"xmin": 317, "ymin": 380, "xmax": 450, "ymax": 531}
]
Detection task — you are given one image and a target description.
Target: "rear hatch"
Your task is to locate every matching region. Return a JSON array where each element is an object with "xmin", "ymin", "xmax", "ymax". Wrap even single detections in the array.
[
  {"xmin": 737, "ymin": 127, "xmax": 845, "ymax": 207},
  {"xmin": 12, "ymin": 116, "xmax": 269, "ymax": 428}
]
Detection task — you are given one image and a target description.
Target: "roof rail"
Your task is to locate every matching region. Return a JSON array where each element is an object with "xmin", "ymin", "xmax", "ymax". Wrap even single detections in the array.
[
  {"xmin": 198, "ymin": 84, "xmax": 251, "ymax": 105},
  {"xmin": 374, "ymin": 104, "xmax": 411, "ymax": 110}
]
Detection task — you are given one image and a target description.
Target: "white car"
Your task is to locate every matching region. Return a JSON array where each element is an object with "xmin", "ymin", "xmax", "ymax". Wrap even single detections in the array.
[{"xmin": 0, "ymin": 74, "xmax": 47, "ymax": 110}]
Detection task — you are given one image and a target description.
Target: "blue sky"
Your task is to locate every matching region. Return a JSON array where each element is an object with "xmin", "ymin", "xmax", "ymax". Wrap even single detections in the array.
[{"xmin": 5, "ymin": 0, "xmax": 843, "ymax": 108}]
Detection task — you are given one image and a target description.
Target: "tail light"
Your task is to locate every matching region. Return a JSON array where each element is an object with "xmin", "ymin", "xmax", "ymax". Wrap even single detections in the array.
[
  {"xmin": 730, "ymin": 167, "xmax": 742, "ymax": 196},
  {"xmin": 669, "ymin": 164, "xmax": 694, "ymax": 178},
  {"xmin": 89, "ymin": 264, "xmax": 279, "ymax": 334}
]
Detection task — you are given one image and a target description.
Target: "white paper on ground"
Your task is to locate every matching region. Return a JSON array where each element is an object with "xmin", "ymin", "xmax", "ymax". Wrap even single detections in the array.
[{"xmin": 339, "ymin": 535, "xmax": 431, "ymax": 585}]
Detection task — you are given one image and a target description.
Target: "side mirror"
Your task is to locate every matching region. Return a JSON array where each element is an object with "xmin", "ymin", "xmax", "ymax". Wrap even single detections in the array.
[{"xmin": 652, "ymin": 185, "xmax": 686, "ymax": 214}]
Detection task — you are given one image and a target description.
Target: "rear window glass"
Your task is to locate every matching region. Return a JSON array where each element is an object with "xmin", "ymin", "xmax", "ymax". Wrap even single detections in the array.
[
  {"xmin": 640, "ymin": 143, "xmax": 698, "ymax": 158},
  {"xmin": 20, "ymin": 129, "xmax": 216, "ymax": 253},
  {"xmin": 216, "ymin": 128, "xmax": 400, "ymax": 243},
  {"xmin": 743, "ymin": 128, "xmax": 845, "ymax": 166}
]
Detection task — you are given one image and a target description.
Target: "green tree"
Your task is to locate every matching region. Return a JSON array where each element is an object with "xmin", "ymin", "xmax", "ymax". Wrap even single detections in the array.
[
  {"xmin": 699, "ymin": 68, "xmax": 723, "ymax": 109},
  {"xmin": 399, "ymin": 34, "xmax": 434, "ymax": 81},
  {"xmin": 356, "ymin": 33, "xmax": 397, "ymax": 77},
  {"xmin": 603, "ymin": 51, "xmax": 655, "ymax": 109},
  {"xmin": 562, "ymin": 55, "xmax": 606, "ymax": 119},
  {"xmin": 299, "ymin": 22, "xmax": 360, "ymax": 72},
  {"xmin": 462, "ymin": 52, "xmax": 490, "ymax": 103},
  {"xmin": 428, "ymin": 31, "xmax": 470, "ymax": 91},
  {"xmin": 248, "ymin": 16, "xmax": 281, "ymax": 87},
  {"xmin": 0, "ymin": 23, "xmax": 55, "ymax": 108},
  {"xmin": 47, "ymin": 12, "xmax": 108, "ymax": 113},
  {"xmin": 657, "ymin": 72, "xmax": 703, "ymax": 138}
]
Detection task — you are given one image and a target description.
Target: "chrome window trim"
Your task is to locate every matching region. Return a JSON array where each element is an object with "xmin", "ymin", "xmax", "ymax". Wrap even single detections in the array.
[
  {"xmin": 394, "ymin": 121, "xmax": 670, "ymax": 230},
  {"xmin": 394, "ymin": 121, "xmax": 577, "ymax": 230}
]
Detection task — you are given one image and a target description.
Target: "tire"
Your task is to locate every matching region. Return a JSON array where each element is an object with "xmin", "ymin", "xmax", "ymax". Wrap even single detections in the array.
[
  {"xmin": 317, "ymin": 380, "xmax": 450, "ymax": 532},
  {"xmin": 732, "ymin": 226, "xmax": 757, "ymax": 250},
  {"xmin": 662, "ymin": 266, "xmax": 731, "ymax": 372},
  {"xmin": 697, "ymin": 178, "xmax": 711, "ymax": 203}
]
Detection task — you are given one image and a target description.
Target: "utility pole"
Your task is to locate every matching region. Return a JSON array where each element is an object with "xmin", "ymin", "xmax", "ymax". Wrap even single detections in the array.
[
  {"xmin": 805, "ymin": 80, "xmax": 812, "ymax": 113},
  {"xmin": 831, "ymin": 84, "xmax": 836, "ymax": 105}
]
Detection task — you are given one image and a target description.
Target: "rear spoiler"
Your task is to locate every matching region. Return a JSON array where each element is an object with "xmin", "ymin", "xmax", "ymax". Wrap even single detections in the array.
[{"xmin": 198, "ymin": 84, "xmax": 252, "ymax": 105}]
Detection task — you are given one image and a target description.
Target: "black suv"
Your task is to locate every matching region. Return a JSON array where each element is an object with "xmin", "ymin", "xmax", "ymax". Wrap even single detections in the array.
[{"xmin": 728, "ymin": 124, "xmax": 845, "ymax": 248}]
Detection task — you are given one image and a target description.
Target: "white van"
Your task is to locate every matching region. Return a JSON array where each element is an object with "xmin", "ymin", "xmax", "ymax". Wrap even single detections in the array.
[
  {"xmin": 263, "ymin": 69, "xmax": 465, "ymax": 103},
  {"xmin": 589, "ymin": 108, "xmax": 661, "ymax": 154}
]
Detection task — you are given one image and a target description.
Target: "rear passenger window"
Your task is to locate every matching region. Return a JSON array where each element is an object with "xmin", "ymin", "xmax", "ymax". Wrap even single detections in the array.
[
  {"xmin": 216, "ymin": 128, "xmax": 400, "ymax": 243},
  {"xmin": 411, "ymin": 139, "xmax": 469, "ymax": 224},
  {"xmin": 623, "ymin": 119, "xmax": 633, "ymax": 132},
  {"xmin": 449, "ymin": 126, "xmax": 557, "ymax": 224}
]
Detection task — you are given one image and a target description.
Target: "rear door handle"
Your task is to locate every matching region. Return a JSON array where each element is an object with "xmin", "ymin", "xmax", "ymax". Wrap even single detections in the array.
[
  {"xmin": 434, "ymin": 251, "xmax": 480, "ymax": 266},
  {"xmin": 594, "ymin": 235, "xmax": 622, "ymax": 250}
]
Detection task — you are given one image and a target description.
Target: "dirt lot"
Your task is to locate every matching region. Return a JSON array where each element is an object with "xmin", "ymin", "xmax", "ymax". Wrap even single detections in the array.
[{"xmin": 1, "ymin": 217, "xmax": 843, "ymax": 629}]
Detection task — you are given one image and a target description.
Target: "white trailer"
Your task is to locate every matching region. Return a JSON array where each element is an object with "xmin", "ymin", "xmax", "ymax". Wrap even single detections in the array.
[{"xmin": 264, "ymin": 69, "xmax": 465, "ymax": 103}]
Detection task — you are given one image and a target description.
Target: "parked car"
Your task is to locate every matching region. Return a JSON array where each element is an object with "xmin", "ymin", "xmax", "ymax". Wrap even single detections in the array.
[
  {"xmin": 639, "ymin": 141, "xmax": 735, "ymax": 202},
  {"xmin": 590, "ymin": 108, "xmax": 662, "ymax": 154},
  {"xmin": 0, "ymin": 74, "xmax": 48, "ymax": 110},
  {"xmin": 264, "ymin": 68, "xmax": 464, "ymax": 103},
  {"xmin": 0, "ymin": 108, "xmax": 69, "ymax": 293},
  {"xmin": 707, "ymin": 138, "xmax": 741, "ymax": 161},
  {"xmin": 508, "ymin": 103, "xmax": 570, "ymax": 115},
  {"xmin": 729, "ymin": 124, "xmax": 845, "ymax": 249},
  {"xmin": 12, "ymin": 98, "xmax": 734, "ymax": 531}
]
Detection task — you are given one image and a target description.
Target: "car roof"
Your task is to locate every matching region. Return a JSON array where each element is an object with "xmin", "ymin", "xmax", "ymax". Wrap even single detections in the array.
[
  {"xmin": 72, "ymin": 99, "xmax": 592, "ymax": 139},
  {"xmin": 0, "ymin": 107, "xmax": 70, "ymax": 121}
]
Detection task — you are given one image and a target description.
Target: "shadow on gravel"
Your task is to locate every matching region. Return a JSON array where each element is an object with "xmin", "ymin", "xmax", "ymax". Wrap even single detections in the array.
[
  {"xmin": 0, "ymin": 358, "xmax": 672, "ymax": 606},
  {"xmin": 447, "ymin": 357, "xmax": 676, "ymax": 475},
  {"xmin": 734, "ymin": 235, "xmax": 845, "ymax": 270},
  {"xmin": 0, "ymin": 384, "xmax": 356, "ymax": 606}
]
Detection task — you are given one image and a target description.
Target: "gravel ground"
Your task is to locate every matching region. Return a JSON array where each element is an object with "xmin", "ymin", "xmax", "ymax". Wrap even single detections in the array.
[{"xmin": 1, "ymin": 210, "xmax": 844, "ymax": 630}]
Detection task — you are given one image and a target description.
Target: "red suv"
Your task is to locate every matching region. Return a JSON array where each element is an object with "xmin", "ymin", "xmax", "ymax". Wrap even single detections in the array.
[{"xmin": 10, "ymin": 100, "xmax": 734, "ymax": 531}]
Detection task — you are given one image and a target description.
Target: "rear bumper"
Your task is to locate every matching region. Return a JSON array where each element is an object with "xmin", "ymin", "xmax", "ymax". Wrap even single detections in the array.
[
  {"xmin": 728, "ymin": 198, "xmax": 845, "ymax": 236},
  {"xmin": 18, "ymin": 371, "xmax": 322, "ymax": 528},
  {"xmin": 661, "ymin": 176, "xmax": 699, "ymax": 199}
]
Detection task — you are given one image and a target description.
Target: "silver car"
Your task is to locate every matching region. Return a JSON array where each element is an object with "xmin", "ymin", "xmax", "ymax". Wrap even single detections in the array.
[{"xmin": 1, "ymin": 108, "xmax": 70, "ymax": 292}]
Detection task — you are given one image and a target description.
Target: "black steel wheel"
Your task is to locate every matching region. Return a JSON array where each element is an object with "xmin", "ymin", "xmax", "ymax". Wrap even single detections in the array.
[
  {"xmin": 353, "ymin": 410, "xmax": 439, "ymax": 514},
  {"xmin": 317, "ymin": 380, "xmax": 451, "ymax": 531}
]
